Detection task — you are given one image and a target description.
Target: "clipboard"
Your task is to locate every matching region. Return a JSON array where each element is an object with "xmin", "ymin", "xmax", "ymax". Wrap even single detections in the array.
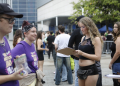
[
  {"xmin": 57, "ymin": 47, "xmax": 75, "ymax": 55},
  {"xmin": 105, "ymin": 74, "xmax": 120, "ymax": 79}
]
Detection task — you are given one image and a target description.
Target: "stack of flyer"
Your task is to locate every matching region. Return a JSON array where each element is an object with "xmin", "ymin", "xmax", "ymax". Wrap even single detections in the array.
[{"xmin": 105, "ymin": 74, "xmax": 120, "ymax": 79}]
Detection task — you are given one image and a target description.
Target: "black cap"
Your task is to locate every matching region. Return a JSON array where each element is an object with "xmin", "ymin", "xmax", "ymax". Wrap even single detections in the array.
[
  {"xmin": 76, "ymin": 15, "xmax": 85, "ymax": 22},
  {"xmin": 0, "ymin": 3, "xmax": 23, "ymax": 18}
]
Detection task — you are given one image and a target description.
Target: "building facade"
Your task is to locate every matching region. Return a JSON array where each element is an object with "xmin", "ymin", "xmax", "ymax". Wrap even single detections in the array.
[
  {"xmin": 1, "ymin": 0, "xmax": 37, "ymax": 40},
  {"xmin": 12, "ymin": 0, "xmax": 37, "ymax": 30},
  {"xmin": 37, "ymin": 0, "xmax": 79, "ymax": 33}
]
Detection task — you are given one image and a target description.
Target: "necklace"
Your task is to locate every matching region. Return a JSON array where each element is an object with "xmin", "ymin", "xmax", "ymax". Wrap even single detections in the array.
[{"xmin": 0, "ymin": 41, "xmax": 5, "ymax": 47}]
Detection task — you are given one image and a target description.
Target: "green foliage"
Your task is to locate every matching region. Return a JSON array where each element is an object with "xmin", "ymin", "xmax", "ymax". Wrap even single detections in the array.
[{"xmin": 69, "ymin": 0, "xmax": 120, "ymax": 28}]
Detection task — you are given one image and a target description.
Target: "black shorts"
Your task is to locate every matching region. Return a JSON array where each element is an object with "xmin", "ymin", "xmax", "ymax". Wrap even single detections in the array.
[
  {"xmin": 37, "ymin": 50, "xmax": 44, "ymax": 61},
  {"xmin": 77, "ymin": 64, "xmax": 98, "ymax": 79}
]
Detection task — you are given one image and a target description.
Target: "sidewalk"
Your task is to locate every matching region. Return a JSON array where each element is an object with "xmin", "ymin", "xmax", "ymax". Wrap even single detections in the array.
[
  {"xmin": 8, "ymin": 40, "xmax": 113, "ymax": 86},
  {"xmin": 43, "ymin": 54, "xmax": 113, "ymax": 86},
  {"xmin": 43, "ymin": 55, "xmax": 75, "ymax": 86}
]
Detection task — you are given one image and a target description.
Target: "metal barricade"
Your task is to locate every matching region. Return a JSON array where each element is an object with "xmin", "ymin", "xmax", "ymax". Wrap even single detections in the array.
[{"xmin": 102, "ymin": 41, "xmax": 113, "ymax": 54}]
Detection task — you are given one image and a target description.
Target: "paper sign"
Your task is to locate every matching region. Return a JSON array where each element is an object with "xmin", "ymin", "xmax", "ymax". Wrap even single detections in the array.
[
  {"xmin": 57, "ymin": 47, "xmax": 75, "ymax": 55},
  {"xmin": 105, "ymin": 74, "xmax": 120, "ymax": 79}
]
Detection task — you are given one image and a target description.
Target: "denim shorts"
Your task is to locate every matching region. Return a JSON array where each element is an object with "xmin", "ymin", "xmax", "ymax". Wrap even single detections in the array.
[{"xmin": 112, "ymin": 63, "xmax": 120, "ymax": 74}]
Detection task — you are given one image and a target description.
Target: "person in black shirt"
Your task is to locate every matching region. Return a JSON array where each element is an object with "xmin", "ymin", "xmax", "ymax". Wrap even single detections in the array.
[
  {"xmin": 106, "ymin": 31, "xmax": 113, "ymax": 52},
  {"xmin": 68, "ymin": 15, "xmax": 84, "ymax": 86},
  {"xmin": 47, "ymin": 31, "xmax": 55, "ymax": 59}
]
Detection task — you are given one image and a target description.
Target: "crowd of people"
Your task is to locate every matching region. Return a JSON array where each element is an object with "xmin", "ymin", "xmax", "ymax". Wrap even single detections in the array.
[{"xmin": 1, "ymin": 3, "xmax": 120, "ymax": 86}]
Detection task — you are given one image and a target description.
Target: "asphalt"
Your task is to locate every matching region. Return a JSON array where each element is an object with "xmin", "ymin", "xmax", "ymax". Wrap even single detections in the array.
[{"xmin": 8, "ymin": 40, "xmax": 113, "ymax": 86}]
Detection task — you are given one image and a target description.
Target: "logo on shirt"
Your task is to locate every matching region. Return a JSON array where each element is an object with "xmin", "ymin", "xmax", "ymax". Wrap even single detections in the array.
[
  {"xmin": 3, "ymin": 51, "xmax": 14, "ymax": 74},
  {"xmin": 31, "ymin": 51, "xmax": 38, "ymax": 67}
]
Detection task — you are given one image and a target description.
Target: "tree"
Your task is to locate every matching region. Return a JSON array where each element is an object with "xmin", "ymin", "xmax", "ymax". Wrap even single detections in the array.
[{"xmin": 69, "ymin": 0, "xmax": 120, "ymax": 30}]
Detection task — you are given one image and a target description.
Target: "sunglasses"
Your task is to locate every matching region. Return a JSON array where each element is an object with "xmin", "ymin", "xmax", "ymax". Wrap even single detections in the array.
[{"xmin": 1, "ymin": 17, "xmax": 15, "ymax": 24}]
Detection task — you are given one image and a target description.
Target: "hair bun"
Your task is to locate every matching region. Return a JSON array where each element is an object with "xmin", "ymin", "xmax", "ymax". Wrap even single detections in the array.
[{"xmin": 22, "ymin": 21, "xmax": 30, "ymax": 29}]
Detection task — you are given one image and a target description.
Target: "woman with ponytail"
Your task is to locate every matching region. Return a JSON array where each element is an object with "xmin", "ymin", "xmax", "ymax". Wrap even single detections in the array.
[
  {"xmin": 11, "ymin": 21, "xmax": 43, "ymax": 86},
  {"xmin": 35, "ymin": 31, "xmax": 49, "ymax": 84}
]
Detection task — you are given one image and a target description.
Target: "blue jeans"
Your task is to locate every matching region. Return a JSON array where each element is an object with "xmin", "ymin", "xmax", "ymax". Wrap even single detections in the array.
[
  {"xmin": 61, "ymin": 64, "xmax": 67, "ymax": 81},
  {"xmin": 53, "ymin": 49, "xmax": 56, "ymax": 67},
  {"xmin": 74, "ymin": 59, "xmax": 79, "ymax": 86},
  {"xmin": 55, "ymin": 56, "xmax": 73, "ymax": 85},
  {"xmin": 54, "ymin": 64, "xmax": 67, "ymax": 81},
  {"xmin": 112, "ymin": 63, "xmax": 120, "ymax": 74}
]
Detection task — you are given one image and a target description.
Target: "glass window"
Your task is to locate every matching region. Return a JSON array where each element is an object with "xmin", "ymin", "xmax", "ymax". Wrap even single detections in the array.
[
  {"xmin": 19, "ymin": 4, "xmax": 26, "ymax": 8},
  {"xmin": 28, "ymin": 8, "xmax": 35, "ymax": 12},
  {"xmin": 19, "ymin": 0, "xmax": 26, "ymax": 2},
  {"xmin": 26, "ymin": 0, "xmax": 35, "ymax": 2},
  {"xmin": 20, "ymin": 12, "xmax": 27, "ymax": 16},
  {"xmin": 12, "ymin": 0, "xmax": 19, "ymax": 1},
  {"xmin": 15, "ymin": 18, "xmax": 18, "ymax": 21},
  {"xmin": 27, "ymin": 4, "xmax": 35, "ymax": 8},
  {"xmin": 13, "ymin": 1, "xmax": 18, "ymax": 4},
  {"xmin": 28, "ymin": 13, "xmax": 35, "ymax": 16},
  {"xmin": 27, "ymin": 2, "xmax": 35, "ymax": 4},
  {"xmin": 19, "ymin": 2, "xmax": 26, "ymax": 4},
  {"xmin": 19, "ymin": 17, "xmax": 27, "ymax": 21},
  {"xmin": 13, "ymin": 9, "xmax": 18, "ymax": 12},
  {"xmin": 19, "ymin": 21, "xmax": 24, "ymax": 25},
  {"xmin": 29, "ymin": 21, "xmax": 35, "ymax": 24},
  {"xmin": 0, "ymin": 1, "xmax": 3, "ymax": 3},
  {"xmin": 28, "ymin": 17, "xmax": 35, "ymax": 21},
  {"xmin": 19, "ymin": 9, "xmax": 27, "ymax": 12},
  {"xmin": 13, "ymin": 5, "xmax": 18, "ymax": 8}
]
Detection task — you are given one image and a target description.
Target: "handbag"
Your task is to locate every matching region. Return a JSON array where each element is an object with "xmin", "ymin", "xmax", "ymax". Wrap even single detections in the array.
[{"xmin": 77, "ymin": 69, "xmax": 92, "ymax": 80}]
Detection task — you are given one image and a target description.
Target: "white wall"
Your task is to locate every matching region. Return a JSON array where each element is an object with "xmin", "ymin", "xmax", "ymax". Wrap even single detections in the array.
[
  {"xmin": 38, "ymin": 24, "xmax": 49, "ymax": 31},
  {"xmin": 37, "ymin": 0, "xmax": 79, "ymax": 21},
  {"xmin": 37, "ymin": 0, "xmax": 79, "ymax": 31}
]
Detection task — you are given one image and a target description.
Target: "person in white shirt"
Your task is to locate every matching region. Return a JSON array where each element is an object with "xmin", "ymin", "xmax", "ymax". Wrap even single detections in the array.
[{"xmin": 54, "ymin": 25, "xmax": 73, "ymax": 85}]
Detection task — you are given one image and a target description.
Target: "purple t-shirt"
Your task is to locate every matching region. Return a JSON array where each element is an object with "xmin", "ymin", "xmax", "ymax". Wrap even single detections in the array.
[
  {"xmin": 0, "ymin": 37, "xmax": 19, "ymax": 86},
  {"xmin": 11, "ymin": 41, "xmax": 38, "ymax": 73}
]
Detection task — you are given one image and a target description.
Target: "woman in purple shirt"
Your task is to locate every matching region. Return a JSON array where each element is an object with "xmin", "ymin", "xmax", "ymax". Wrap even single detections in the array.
[
  {"xmin": 11, "ymin": 21, "xmax": 39, "ymax": 86},
  {"xmin": 0, "ymin": 3, "xmax": 26, "ymax": 86}
]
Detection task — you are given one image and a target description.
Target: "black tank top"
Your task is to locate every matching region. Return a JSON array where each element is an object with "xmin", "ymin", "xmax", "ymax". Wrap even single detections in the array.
[
  {"xmin": 37, "ymin": 45, "xmax": 43, "ymax": 52},
  {"xmin": 110, "ymin": 42, "xmax": 120, "ymax": 63},
  {"xmin": 78, "ymin": 36, "xmax": 95, "ymax": 60}
]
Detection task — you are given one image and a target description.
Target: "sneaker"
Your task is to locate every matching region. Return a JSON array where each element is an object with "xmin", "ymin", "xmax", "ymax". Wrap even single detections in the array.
[
  {"xmin": 41, "ymin": 79, "xmax": 45, "ymax": 84},
  {"xmin": 72, "ymin": 70, "xmax": 74, "ymax": 73},
  {"xmin": 62, "ymin": 80, "xmax": 67, "ymax": 82}
]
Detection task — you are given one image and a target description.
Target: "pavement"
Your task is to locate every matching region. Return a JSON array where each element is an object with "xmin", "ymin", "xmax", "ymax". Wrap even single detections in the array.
[{"xmin": 8, "ymin": 40, "xmax": 113, "ymax": 86}]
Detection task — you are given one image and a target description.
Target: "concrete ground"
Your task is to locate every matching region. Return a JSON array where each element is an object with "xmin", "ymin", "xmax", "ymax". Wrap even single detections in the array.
[
  {"xmin": 42, "ymin": 54, "xmax": 113, "ymax": 86},
  {"xmin": 9, "ymin": 40, "xmax": 113, "ymax": 86}
]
